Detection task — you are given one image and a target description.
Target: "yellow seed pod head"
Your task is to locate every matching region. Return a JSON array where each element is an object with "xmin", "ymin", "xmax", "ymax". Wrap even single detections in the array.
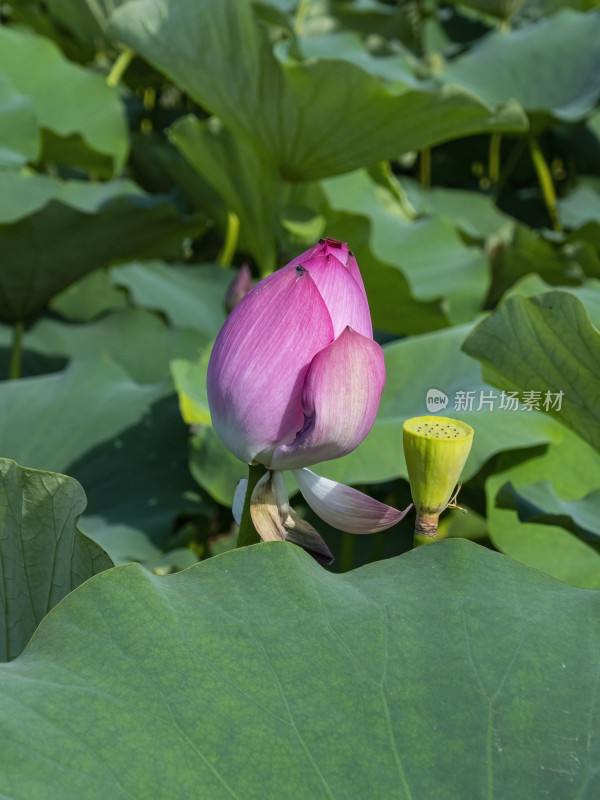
[{"xmin": 403, "ymin": 416, "xmax": 474, "ymax": 538}]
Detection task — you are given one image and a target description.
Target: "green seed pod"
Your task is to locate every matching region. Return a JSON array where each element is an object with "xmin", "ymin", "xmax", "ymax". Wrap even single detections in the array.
[{"xmin": 403, "ymin": 416, "xmax": 474, "ymax": 538}]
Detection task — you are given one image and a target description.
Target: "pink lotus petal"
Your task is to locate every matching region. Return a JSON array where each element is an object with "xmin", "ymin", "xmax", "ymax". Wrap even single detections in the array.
[
  {"xmin": 287, "ymin": 238, "xmax": 350, "ymax": 269},
  {"xmin": 225, "ymin": 264, "xmax": 253, "ymax": 311},
  {"xmin": 270, "ymin": 327, "xmax": 385, "ymax": 470},
  {"xmin": 250, "ymin": 471, "xmax": 333, "ymax": 564},
  {"xmin": 294, "ymin": 468, "xmax": 412, "ymax": 533},
  {"xmin": 345, "ymin": 248, "xmax": 368, "ymax": 304},
  {"xmin": 301, "ymin": 254, "xmax": 372, "ymax": 338},
  {"xmin": 287, "ymin": 238, "xmax": 371, "ymax": 337},
  {"xmin": 207, "ymin": 265, "xmax": 334, "ymax": 464}
]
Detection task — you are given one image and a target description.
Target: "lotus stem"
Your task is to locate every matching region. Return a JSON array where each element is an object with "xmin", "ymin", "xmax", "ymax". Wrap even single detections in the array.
[
  {"xmin": 294, "ymin": 0, "xmax": 311, "ymax": 34},
  {"xmin": 529, "ymin": 135, "xmax": 563, "ymax": 233},
  {"xmin": 106, "ymin": 47, "xmax": 134, "ymax": 88},
  {"xmin": 488, "ymin": 134, "xmax": 502, "ymax": 185},
  {"xmin": 420, "ymin": 147, "xmax": 431, "ymax": 189},
  {"xmin": 218, "ymin": 211, "xmax": 240, "ymax": 268},
  {"xmin": 9, "ymin": 321, "xmax": 23, "ymax": 380},
  {"xmin": 340, "ymin": 532, "xmax": 355, "ymax": 573},
  {"xmin": 237, "ymin": 464, "xmax": 267, "ymax": 548}
]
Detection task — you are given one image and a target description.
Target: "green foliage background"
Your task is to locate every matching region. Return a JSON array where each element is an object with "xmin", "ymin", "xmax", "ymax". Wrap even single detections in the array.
[{"xmin": 1, "ymin": 0, "xmax": 599, "ymax": 796}]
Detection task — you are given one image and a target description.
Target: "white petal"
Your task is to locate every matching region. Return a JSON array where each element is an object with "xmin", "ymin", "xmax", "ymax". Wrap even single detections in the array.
[
  {"xmin": 249, "ymin": 471, "xmax": 334, "ymax": 564},
  {"xmin": 294, "ymin": 468, "xmax": 411, "ymax": 534},
  {"xmin": 232, "ymin": 479, "xmax": 248, "ymax": 525},
  {"xmin": 250, "ymin": 472, "xmax": 286, "ymax": 542}
]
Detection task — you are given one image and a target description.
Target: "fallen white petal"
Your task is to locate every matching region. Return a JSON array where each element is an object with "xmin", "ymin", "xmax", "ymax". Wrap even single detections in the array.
[{"xmin": 294, "ymin": 468, "xmax": 411, "ymax": 533}]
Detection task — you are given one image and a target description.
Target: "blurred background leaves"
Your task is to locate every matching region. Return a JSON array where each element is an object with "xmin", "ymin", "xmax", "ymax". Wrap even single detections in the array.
[{"xmin": 0, "ymin": 0, "xmax": 599, "ymax": 587}]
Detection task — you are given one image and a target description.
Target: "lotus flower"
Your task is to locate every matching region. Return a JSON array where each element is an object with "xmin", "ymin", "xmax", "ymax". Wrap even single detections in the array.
[{"xmin": 207, "ymin": 238, "xmax": 410, "ymax": 563}]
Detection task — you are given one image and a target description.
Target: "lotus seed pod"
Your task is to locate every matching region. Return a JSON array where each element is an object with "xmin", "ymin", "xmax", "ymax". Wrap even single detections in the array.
[{"xmin": 403, "ymin": 416, "xmax": 474, "ymax": 538}]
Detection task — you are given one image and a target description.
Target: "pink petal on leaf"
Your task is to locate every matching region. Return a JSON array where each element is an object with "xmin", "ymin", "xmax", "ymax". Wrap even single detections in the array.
[
  {"xmin": 270, "ymin": 327, "xmax": 385, "ymax": 470},
  {"xmin": 207, "ymin": 265, "xmax": 334, "ymax": 465},
  {"xmin": 294, "ymin": 468, "xmax": 412, "ymax": 533}
]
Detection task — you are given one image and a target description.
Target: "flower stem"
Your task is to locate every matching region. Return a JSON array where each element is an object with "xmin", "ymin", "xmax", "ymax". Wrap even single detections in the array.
[
  {"xmin": 107, "ymin": 47, "xmax": 134, "ymax": 88},
  {"xmin": 218, "ymin": 211, "xmax": 240, "ymax": 267},
  {"xmin": 419, "ymin": 147, "xmax": 431, "ymax": 189},
  {"xmin": 237, "ymin": 464, "xmax": 268, "ymax": 548},
  {"xmin": 294, "ymin": 0, "xmax": 311, "ymax": 33},
  {"xmin": 9, "ymin": 321, "xmax": 24, "ymax": 380},
  {"xmin": 529, "ymin": 135, "xmax": 563, "ymax": 233},
  {"xmin": 339, "ymin": 532, "xmax": 356, "ymax": 573},
  {"xmin": 488, "ymin": 133, "xmax": 502, "ymax": 185}
]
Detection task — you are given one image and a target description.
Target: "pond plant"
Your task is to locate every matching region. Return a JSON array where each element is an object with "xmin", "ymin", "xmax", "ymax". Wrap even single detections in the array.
[{"xmin": 0, "ymin": 1, "xmax": 599, "ymax": 797}]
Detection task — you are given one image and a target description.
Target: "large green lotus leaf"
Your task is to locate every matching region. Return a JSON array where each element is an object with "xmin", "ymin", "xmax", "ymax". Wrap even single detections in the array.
[
  {"xmin": 506, "ymin": 274, "xmax": 600, "ymax": 328},
  {"xmin": 485, "ymin": 223, "xmax": 600, "ymax": 306},
  {"xmin": 109, "ymin": 0, "xmax": 526, "ymax": 181},
  {"xmin": 0, "ymin": 173, "xmax": 202, "ymax": 323},
  {"xmin": 0, "ymin": 359, "xmax": 163, "ymax": 473},
  {"xmin": 443, "ymin": 10, "xmax": 600, "ymax": 123},
  {"xmin": 49, "ymin": 268, "xmax": 128, "ymax": 322},
  {"xmin": 170, "ymin": 353, "xmax": 211, "ymax": 425},
  {"xmin": 330, "ymin": 0, "xmax": 414, "ymax": 40},
  {"xmin": 324, "ymin": 210, "xmax": 448, "ymax": 335},
  {"xmin": 559, "ymin": 186, "xmax": 600, "ymax": 251},
  {"xmin": 462, "ymin": 291, "xmax": 600, "ymax": 452},
  {"xmin": 2, "ymin": 539, "xmax": 600, "ymax": 798},
  {"xmin": 314, "ymin": 323, "xmax": 558, "ymax": 488},
  {"xmin": 0, "ymin": 310, "xmax": 205, "ymax": 384},
  {"xmin": 110, "ymin": 260, "xmax": 231, "ymax": 337},
  {"xmin": 69, "ymin": 393, "xmax": 209, "ymax": 551},
  {"xmin": 559, "ymin": 185, "xmax": 600, "ymax": 229},
  {"xmin": 0, "ymin": 25, "xmax": 128, "ymax": 174},
  {"xmin": 41, "ymin": 0, "xmax": 125, "ymax": 48},
  {"xmin": 403, "ymin": 179, "xmax": 513, "ymax": 240},
  {"xmin": 321, "ymin": 170, "xmax": 490, "ymax": 324},
  {"xmin": 296, "ymin": 30, "xmax": 421, "ymax": 88},
  {"xmin": 169, "ymin": 116, "xmax": 281, "ymax": 271},
  {"xmin": 0, "ymin": 458, "xmax": 113, "ymax": 662},
  {"xmin": 0, "ymin": 361, "xmax": 205, "ymax": 552},
  {"xmin": 443, "ymin": 0, "xmax": 525, "ymax": 18},
  {"xmin": 485, "ymin": 426, "xmax": 600, "ymax": 587},
  {"xmin": 0, "ymin": 70, "xmax": 39, "ymax": 168},
  {"xmin": 497, "ymin": 480, "xmax": 600, "ymax": 541},
  {"xmin": 189, "ymin": 425, "xmax": 247, "ymax": 507}
]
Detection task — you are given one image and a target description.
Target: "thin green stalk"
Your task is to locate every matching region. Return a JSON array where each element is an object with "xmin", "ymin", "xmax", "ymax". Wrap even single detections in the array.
[
  {"xmin": 237, "ymin": 464, "xmax": 268, "ymax": 548},
  {"xmin": 488, "ymin": 133, "xmax": 502, "ymax": 186},
  {"xmin": 419, "ymin": 147, "xmax": 431, "ymax": 189},
  {"xmin": 9, "ymin": 321, "xmax": 24, "ymax": 380},
  {"xmin": 529, "ymin": 135, "xmax": 563, "ymax": 233},
  {"xmin": 496, "ymin": 136, "xmax": 527, "ymax": 196},
  {"xmin": 218, "ymin": 211, "xmax": 240, "ymax": 267},
  {"xmin": 106, "ymin": 47, "xmax": 134, "ymax": 88},
  {"xmin": 339, "ymin": 532, "xmax": 356, "ymax": 573},
  {"xmin": 294, "ymin": 0, "xmax": 311, "ymax": 34}
]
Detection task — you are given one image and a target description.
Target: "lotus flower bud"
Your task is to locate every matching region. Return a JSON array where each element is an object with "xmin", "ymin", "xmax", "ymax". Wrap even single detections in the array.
[
  {"xmin": 207, "ymin": 238, "xmax": 385, "ymax": 470},
  {"xmin": 225, "ymin": 263, "xmax": 253, "ymax": 312},
  {"xmin": 403, "ymin": 415, "xmax": 474, "ymax": 538}
]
